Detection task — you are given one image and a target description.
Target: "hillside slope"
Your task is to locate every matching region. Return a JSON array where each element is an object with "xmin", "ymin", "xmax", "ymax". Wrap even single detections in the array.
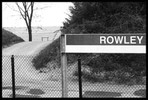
[{"xmin": 2, "ymin": 28, "xmax": 24, "ymax": 48}]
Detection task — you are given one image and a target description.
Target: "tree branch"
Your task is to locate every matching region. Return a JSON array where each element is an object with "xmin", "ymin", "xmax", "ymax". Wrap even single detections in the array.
[
  {"xmin": 16, "ymin": 3, "xmax": 25, "ymax": 20},
  {"xmin": 29, "ymin": 2, "xmax": 34, "ymax": 25},
  {"xmin": 5, "ymin": 3, "xmax": 19, "ymax": 12}
]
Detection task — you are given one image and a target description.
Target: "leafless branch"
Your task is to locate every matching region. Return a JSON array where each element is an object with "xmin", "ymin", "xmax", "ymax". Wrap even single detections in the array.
[
  {"xmin": 15, "ymin": 2, "xmax": 34, "ymax": 28},
  {"xmin": 5, "ymin": 3, "xmax": 19, "ymax": 12},
  {"xmin": 16, "ymin": 2, "xmax": 25, "ymax": 20},
  {"xmin": 33, "ymin": 5, "xmax": 50, "ymax": 11}
]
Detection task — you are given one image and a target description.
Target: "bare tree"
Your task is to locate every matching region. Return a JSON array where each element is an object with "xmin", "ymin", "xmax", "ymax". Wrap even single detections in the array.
[
  {"xmin": 4, "ymin": 2, "xmax": 56, "ymax": 41},
  {"xmin": 16, "ymin": 2, "xmax": 34, "ymax": 41}
]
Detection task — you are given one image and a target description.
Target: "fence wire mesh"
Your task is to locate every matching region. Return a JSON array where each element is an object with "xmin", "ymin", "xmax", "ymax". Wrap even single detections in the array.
[
  {"xmin": 2, "ymin": 55, "xmax": 62, "ymax": 98},
  {"xmin": 66, "ymin": 54, "xmax": 146, "ymax": 98},
  {"xmin": 2, "ymin": 54, "xmax": 146, "ymax": 98}
]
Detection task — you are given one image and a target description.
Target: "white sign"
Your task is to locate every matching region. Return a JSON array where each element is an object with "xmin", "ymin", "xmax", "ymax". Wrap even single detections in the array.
[{"xmin": 65, "ymin": 34, "xmax": 146, "ymax": 53}]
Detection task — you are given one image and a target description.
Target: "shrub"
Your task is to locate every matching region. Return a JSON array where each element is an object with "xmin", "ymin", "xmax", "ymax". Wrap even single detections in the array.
[
  {"xmin": 32, "ymin": 37, "xmax": 60, "ymax": 70},
  {"xmin": 73, "ymin": 54, "xmax": 146, "ymax": 85}
]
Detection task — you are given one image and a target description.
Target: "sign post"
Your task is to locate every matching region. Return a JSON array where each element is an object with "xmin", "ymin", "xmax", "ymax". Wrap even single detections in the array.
[{"xmin": 60, "ymin": 33, "xmax": 68, "ymax": 98}]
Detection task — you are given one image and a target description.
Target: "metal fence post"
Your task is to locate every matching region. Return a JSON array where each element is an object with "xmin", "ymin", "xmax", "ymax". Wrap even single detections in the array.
[
  {"xmin": 11, "ymin": 55, "xmax": 15, "ymax": 98},
  {"xmin": 78, "ymin": 55, "xmax": 82, "ymax": 98}
]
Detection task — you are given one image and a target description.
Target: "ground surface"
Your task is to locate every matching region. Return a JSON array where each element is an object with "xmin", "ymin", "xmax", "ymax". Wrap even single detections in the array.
[{"xmin": 2, "ymin": 41, "xmax": 146, "ymax": 98}]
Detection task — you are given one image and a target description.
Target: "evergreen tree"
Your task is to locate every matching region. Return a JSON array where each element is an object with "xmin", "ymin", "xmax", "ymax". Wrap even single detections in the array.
[
  {"xmin": 61, "ymin": 2, "xmax": 146, "ymax": 84},
  {"xmin": 62, "ymin": 2, "xmax": 146, "ymax": 34}
]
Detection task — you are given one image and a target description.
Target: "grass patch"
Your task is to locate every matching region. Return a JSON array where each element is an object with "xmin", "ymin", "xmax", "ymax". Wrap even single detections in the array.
[
  {"xmin": 133, "ymin": 89, "xmax": 146, "ymax": 97},
  {"xmin": 83, "ymin": 91, "xmax": 121, "ymax": 98},
  {"xmin": 2, "ymin": 28, "xmax": 24, "ymax": 48},
  {"xmin": 2, "ymin": 86, "xmax": 29, "ymax": 90},
  {"xmin": 27, "ymin": 89, "xmax": 45, "ymax": 95},
  {"xmin": 9, "ymin": 94, "xmax": 41, "ymax": 98}
]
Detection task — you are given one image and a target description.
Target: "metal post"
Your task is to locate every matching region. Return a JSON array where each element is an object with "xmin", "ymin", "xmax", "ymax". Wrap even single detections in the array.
[
  {"xmin": 11, "ymin": 55, "xmax": 15, "ymax": 98},
  {"xmin": 78, "ymin": 55, "xmax": 82, "ymax": 98},
  {"xmin": 60, "ymin": 34, "xmax": 68, "ymax": 98}
]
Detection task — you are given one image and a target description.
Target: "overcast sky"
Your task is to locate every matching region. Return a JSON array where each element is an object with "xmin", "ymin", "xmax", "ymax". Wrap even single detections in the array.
[{"xmin": 2, "ymin": 2, "xmax": 74, "ymax": 27}]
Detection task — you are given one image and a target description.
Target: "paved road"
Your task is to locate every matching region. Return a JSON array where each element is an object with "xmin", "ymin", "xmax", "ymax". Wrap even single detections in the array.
[{"xmin": 2, "ymin": 41, "xmax": 50, "ymax": 55}]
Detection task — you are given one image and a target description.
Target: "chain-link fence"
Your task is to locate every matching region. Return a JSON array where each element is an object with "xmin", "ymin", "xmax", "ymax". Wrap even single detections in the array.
[
  {"xmin": 66, "ymin": 54, "xmax": 146, "ymax": 98},
  {"xmin": 2, "ymin": 55, "xmax": 62, "ymax": 98},
  {"xmin": 2, "ymin": 54, "xmax": 146, "ymax": 98}
]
